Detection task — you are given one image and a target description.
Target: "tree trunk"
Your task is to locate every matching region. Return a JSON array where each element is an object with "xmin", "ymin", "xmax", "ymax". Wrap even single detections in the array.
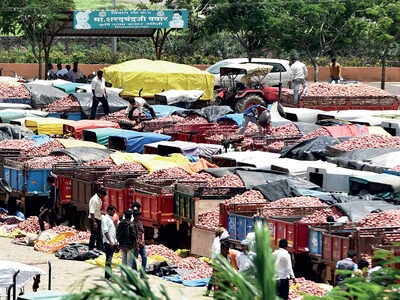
[
  {"xmin": 313, "ymin": 61, "xmax": 319, "ymax": 82},
  {"xmin": 381, "ymin": 54, "xmax": 386, "ymax": 90},
  {"xmin": 38, "ymin": 56, "xmax": 42, "ymax": 79},
  {"xmin": 44, "ymin": 50, "xmax": 50, "ymax": 80}
]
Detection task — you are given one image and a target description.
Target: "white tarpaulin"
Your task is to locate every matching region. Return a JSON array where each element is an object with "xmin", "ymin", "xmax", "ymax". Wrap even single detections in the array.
[{"xmin": 0, "ymin": 260, "xmax": 43, "ymax": 288}]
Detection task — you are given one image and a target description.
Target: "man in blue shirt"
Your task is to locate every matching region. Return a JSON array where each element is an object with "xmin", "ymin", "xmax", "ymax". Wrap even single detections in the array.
[
  {"xmin": 238, "ymin": 104, "xmax": 271, "ymax": 135},
  {"xmin": 335, "ymin": 250, "xmax": 358, "ymax": 285}
]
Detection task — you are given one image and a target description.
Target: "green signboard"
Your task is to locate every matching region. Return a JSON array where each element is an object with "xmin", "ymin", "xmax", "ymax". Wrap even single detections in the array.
[{"xmin": 73, "ymin": 10, "xmax": 188, "ymax": 30}]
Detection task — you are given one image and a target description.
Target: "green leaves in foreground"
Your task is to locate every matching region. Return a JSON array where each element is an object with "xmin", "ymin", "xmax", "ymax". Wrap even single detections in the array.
[{"xmin": 214, "ymin": 222, "xmax": 276, "ymax": 300}]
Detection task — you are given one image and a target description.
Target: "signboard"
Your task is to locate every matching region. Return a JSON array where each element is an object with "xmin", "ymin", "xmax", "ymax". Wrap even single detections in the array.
[{"xmin": 73, "ymin": 10, "xmax": 188, "ymax": 30}]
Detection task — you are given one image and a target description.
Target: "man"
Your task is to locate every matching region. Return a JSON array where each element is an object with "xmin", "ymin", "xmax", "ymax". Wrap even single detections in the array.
[
  {"xmin": 90, "ymin": 70, "xmax": 110, "ymax": 119},
  {"xmin": 117, "ymin": 209, "xmax": 136, "ymax": 267},
  {"xmin": 237, "ymin": 239, "xmax": 256, "ymax": 273},
  {"xmin": 131, "ymin": 202, "xmax": 147, "ymax": 272},
  {"xmin": 47, "ymin": 64, "xmax": 57, "ymax": 80},
  {"xmin": 126, "ymin": 97, "xmax": 156, "ymax": 120},
  {"xmin": 273, "ymin": 239, "xmax": 295, "ymax": 300},
  {"xmin": 88, "ymin": 187, "xmax": 106, "ymax": 251},
  {"xmin": 70, "ymin": 62, "xmax": 86, "ymax": 83},
  {"xmin": 329, "ymin": 57, "xmax": 342, "ymax": 84},
  {"xmin": 38, "ymin": 176, "xmax": 58, "ymax": 232},
  {"xmin": 56, "ymin": 63, "xmax": 68, "ymax": 79},
  {"xmin": 238, "ymin": 104, "xmax": 271, "ymax": 136},
  {"xmin": 64, "ymin": 65, "xmax": 73, "ymax": 81},
  {"xmin": 102, "ymin": 205, "xmax": 117, "ymax": 279},
  {"xmin": 335, "ymin": 250, "xmax": 358, "ymax": 285},
  {"xmin": 290, "ymin": 56, "xmax": 308, "ymax": 104}
]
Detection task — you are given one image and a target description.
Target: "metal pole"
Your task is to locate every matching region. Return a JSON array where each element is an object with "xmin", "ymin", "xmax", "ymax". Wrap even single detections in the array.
[{"xmin": 112, "ymin": 0, "xmax": 117, "ymax": 56}]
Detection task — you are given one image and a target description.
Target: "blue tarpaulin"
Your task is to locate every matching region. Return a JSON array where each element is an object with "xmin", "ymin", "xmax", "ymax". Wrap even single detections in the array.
[
  {"xmin": 163, "ymin": 275, "xmax": 210, "ymax": 287},
  {"xmin": 217, "ymin": 113, "xmax": 244, "ymax": 127},
  {"xmin": 151, "ymin": 105, "xmax": 183, "ymax": 118},
  {"xmin": 27, "ymin": 134, "xmax": 53, "ymax": 146},
  {"xmin": 109, "ymin": 131, "xmax": 171, "ymax": 153},
  {"xmin": 53, "ymin": 83, "xmax": 86, "ymax": 94}
]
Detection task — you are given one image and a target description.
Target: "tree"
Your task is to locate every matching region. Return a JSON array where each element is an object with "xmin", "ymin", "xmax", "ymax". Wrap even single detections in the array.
[
  {"xmin": 270, "ymin": 0, "xmax": 355, "ymax": 81},
  {"xmin": 205, "ymin": 0, "xmax": 274, "ymax": 62},
  {"xmin": 0, "ymin": 0, "xmax": 74, "ymax": 79},
  {"xmin": 349, "ymin": 0, "xmax": 400, "ymax": 90}
]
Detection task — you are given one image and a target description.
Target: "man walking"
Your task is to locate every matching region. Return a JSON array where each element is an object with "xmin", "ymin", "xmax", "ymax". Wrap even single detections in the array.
[
  {"xmin": 38, "ymin": 176, "xmax": 58, "ymax": 231},
  {"xmin": 273, "ymin": 239, "xmax": 295, "ymax": 300},
  {"xmin": 131, "ymin": 202, "xmax": 146, "ymax": 272},
  {"xmin": 290, "ymin": 56, "xmax": 308, "ymax": 104},
  {"xmin": 102, "ymin": 205, "xmax": 117, "ymax": 279},
  {"xmin": 90, "ymin": 70, "xmax": 110, "ymax": 119},
  {"xmin": 117, "ymin": 209, "xmax": 136, "ymax": 267},
  {"xmin": 88, "ymin": 187, "xmax": 106, "ymax": 251}
]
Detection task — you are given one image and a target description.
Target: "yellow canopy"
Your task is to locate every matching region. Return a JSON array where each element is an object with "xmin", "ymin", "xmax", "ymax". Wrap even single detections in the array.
[
  {"xmin": 56, "ymin": 139, "xmax": 107, "ymax": 149},
  {"xmin": 25, "ymin": 117, "xmax": 76, "ymax": 135},
  {"xmin": 103, "ymin": 59, "xmax": 215, "ymax": 100}
]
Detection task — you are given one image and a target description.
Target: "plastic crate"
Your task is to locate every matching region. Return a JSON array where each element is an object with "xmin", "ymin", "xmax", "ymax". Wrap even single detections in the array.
[{"xmin": 227, "ymin": 213, "xmax": 255, "ymax": 241}]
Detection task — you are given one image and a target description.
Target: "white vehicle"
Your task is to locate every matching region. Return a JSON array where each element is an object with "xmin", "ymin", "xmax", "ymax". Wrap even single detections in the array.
[{"xmin": 206, "ymin": 58, "xmax": 292, "ymax": 88}]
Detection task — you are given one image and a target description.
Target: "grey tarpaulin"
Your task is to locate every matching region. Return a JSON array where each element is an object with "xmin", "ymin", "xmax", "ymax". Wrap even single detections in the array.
[
  {"xmin": 55, "ymin": 243, "xmax": 102, "ymax": 261},
  {"xmin": 146, "ymin": 261, "xmax": 178, "ymax": 277},
  {"xmin": 73, "ymin": 92, "xmax": 129, "ymax": 117},
  {"xmin": 201, "ymin": 167, "xmax": 238, "ymax": 178},
  {"xmin": 253, "ymin": 178, "xmax": 320, "ymax": 201},
  {"xmin": 51, "ymin": 147, "xmax": 112, "ymax": 163},
  {"xmin": 25, "ymin": 84, "xmax": 67, "ymax": 108},
  {"xmin": 334, "ymin": 200, "xmax": 399, "ymax": 222},
  {"xmin": 235, "ymin": 169, "xmax": 290, "ymax": 189},
  {"xmin": 0, "ymin": 124, "xmax": 34, "ymax": 141},
  {"xmin": 296, "ymin": 189, "xmax": 370, "ymax": 206},
  {"xmin": 294, "ymin": 122, "xmax": 321, "ymax": 136},
  {"xmin": 326, "ymin": 147, "xmax": 399, "ymax": 159},
  {"xmin": 280, "ymin": 136, "xmax": 347, "ymax": 161},
  {"xmin": 173, "ymin": 105, "xmax": 234, "ymax": 122}
]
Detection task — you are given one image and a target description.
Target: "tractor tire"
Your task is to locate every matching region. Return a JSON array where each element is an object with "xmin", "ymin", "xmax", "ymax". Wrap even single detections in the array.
[{"xmin": 235, "ymin": 94, "xmax": 265, "ymax": 113}]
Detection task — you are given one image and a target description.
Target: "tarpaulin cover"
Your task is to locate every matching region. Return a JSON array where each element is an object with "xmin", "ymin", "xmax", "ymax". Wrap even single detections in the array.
[
  {"xmin": 156, "ymin": 141, "xmax": 199, "ymax": 156},
  {"xmin": 0, "ymin": 103, "xmax": 31, "ymax": 110},
  {"xmin": 25, "ymin": 117, "xmax": 76, "ymax": 135},
  {"xmin": 367, "ymin": 126, "xmax": 391, "ymax": 136},
  {"xmin": 0, "ymin": 110, "xmax": 26, "ymax": 123},
  {"xmin": 82, "ymin": 127, "xmax": 128, "ymax": 146},
  {"xmin": 52, "ymin": 147, "xmax": 111, "ymax": 163},
  {"xmin": 64, "ymin": 120, "xmax": 119, "ymax": 137},
  {"xmin": 103, "ymin": 59, "xmax": 215, "ymax": 100},
  {"xmin": 0, "ymin": 260, "xmax": 43, "ymax": 288},
  {"xmin": 294, "ymin": 122, "xmax": 321, "ymax": 136},
  {"xmin": 55, "ymin": 243, "xmax": 102, "ymax": 261},
  {"xmin": 217, "ymin": 113, "xmax": 244, "ymax": 127},
  {"xmin": 146, "ymin": 261, "xmax": 178, "ymax": 277},
  {"xmin": 194, "ymin": 106, "xmax": 234, "ymax": 122},
  {"xmin": 109, "ymin": 130, "xmax": 171, "ymax": 153},
  {"xmin": 27, "ymin": 135, "xmax": 52, "ymax": 146},
  {"xmin": 324, "ymin": 124, "xmax": 368, "ymax": 138},
  {"xmin": 235, "ymin": 169, "xmax": 290, "ymax": 189},
  {"xmin": 18, "ymin": 291, "xmax": 69, "ymax": 300},
  {"xmin": 280, "ymin": 136, "xmax": 347, "ymax": 161},
  {"xmin": 152, "ymin": 105, "xmax": 183, "ymax": 118},
  {"xmin": 334, "ymin": 200, "xmax": 399, "ymax": 222},
  {"xmin": 53, "ymin": 83, "xmax": 85, "ymax": 94},
  {"xmin": 0, "ymin": 124, "xmax": 34, "ymax": 140},
  {"xmin": 56, "ymin": 139, "xmax": 106, "ymax": 149},
  {"xmin": 201, "ymin": 167, "xmax": 238, "ymax": 178},
  {"xmin": 295, "ymin": 189, "xmax": 339, "ymax": 205},
  {"xmin": 316, "ymin": 119, "xmax": 350, "ymax": 126},
  {"xmin": 197, "ymin": 143, "xmax": 223, "ymax": 158},
  {"xmin": 253, "ymin": 177, "xmax": 320, "ymax": 201},
  {"xmin": 163, "ymin": 275, "xmax": 210, "ymax": 287},
  {"xmin": 73, "ymin": 92, "xmax": 129, "ymax": 117},
  {"xmin": 349, "ymin": 173, "xmax": 400, "ymax": 193},
  {"xmin": 155, "ymin": 90, "xmax": 204, "ymax": 105},
  {"xmin": 25, "ymin": 84, "xmax": 67, "ymax": 108}
]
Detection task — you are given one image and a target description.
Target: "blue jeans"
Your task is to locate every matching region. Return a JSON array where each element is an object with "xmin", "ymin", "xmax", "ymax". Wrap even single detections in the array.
[
  {"xmin": 293, "ymin": 79, "xmax": 307, "ymax": 104},
  {"xmin": 132, "ymin": 246, "xmax": 147, "ymax": 271},
  {"xmin": 329, "ymin": 77, "xmax": 339, "ymax": 84}
]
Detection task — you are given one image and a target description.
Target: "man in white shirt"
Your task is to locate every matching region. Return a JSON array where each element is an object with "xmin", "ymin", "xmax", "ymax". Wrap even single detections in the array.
[
  {"xmin": 126, "ymin": 97, "xmax": 156, "ymax": 120},
  {"xmin": 237, "ymin": 239, "xmax": 256, "ymax": 273},
  {"xmin": 290, "ymin": 56, "xmax": 308, "ymax": 104},
  {"xmin": 90, "ymin": 70, "xmax": 110, "ymax": 119},
  {"xmin": 273, "ymin": 239, "xmax": 295, "ymax": 300},
  {"xmin": 102, "ymin": 205, "xmax": 117, "ymax": 279},
  {"xmin": 88, "ymin": 188, "xmax": 107, "ymax": 251}
]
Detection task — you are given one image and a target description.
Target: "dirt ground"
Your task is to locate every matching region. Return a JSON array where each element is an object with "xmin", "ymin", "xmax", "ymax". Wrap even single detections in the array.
[{"xmin": 0, "ymin": 237, "xmax": 209, "ymax": 299}]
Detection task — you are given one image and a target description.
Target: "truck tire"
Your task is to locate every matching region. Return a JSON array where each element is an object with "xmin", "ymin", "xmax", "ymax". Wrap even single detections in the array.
[{"xmin": 235, "ymin": 94, "xmax": 265, "ymax": 113}]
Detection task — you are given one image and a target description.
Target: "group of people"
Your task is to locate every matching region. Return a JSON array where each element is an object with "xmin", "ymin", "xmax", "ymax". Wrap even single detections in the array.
[
  {"xmin": 47, "ymin": 62, "xmax": 87, "ymax": 83},
  {"xmin": 289, "ymin": 56, "xmax": 342, "ymax": 104},
  {"xmin": 88, "ymin": 187, "xmax": 146, "ymax": 279}
]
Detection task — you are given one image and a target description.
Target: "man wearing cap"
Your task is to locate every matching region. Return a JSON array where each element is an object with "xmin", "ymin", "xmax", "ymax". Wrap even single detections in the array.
[
  {"xmin": 273, "ymin": 239, "xmax": 295, "ymax": 300},
  {"xmin": 237, "ymin": 239, "xmax": 256, "ymax": 273}
]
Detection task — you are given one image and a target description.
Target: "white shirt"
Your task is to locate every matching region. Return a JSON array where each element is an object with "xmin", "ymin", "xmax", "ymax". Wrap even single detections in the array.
[
  {"xmin": 237, "ymin": 251, "xmax": 255, "ymax": 272},
  {"xmin": 91, "ymin": 76, "xmax": 106, "ymax": 97},
  {"xmin": 102, "ymin": 214, "xmax": 117, "ymax": 245},
  {"xmin": 126, "ymin": 97, "xmax": 146, "ymax": 114},
  {"xmin": 88, "ymin": 194, "xmax": 102, "ymax": 220},
  {"xmin": 211, "ymin": 237, "xmax": 221, "ymax": 259},
  {"xmin": 290, "ymin": 61, "xmax": 308, "ymax": 81},
  {"xmin": 273, "ymin": 248, "xmax": 295, "ymax": 280}
]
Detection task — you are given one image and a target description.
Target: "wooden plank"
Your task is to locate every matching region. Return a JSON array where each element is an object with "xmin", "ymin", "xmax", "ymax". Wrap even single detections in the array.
[{"xmin": 191, "ymin": 226, "xmax": 215, "ymax": 257}]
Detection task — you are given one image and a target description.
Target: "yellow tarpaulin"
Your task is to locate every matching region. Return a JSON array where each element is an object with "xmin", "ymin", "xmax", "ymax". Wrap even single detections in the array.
[
  {"xmin": 25, "ymin": 117, "xmax": 76, "ymax": 135},
  {"xmin": 34, "ymin": 232, "xmax": 75, "ymax": 253},
  {"xmin": 103, "ymin": 59, "xmax": 215, "ymax": 100},
  {"xmin": 56, "ymin": 139, "xmax": 106, "ymax": 149}
]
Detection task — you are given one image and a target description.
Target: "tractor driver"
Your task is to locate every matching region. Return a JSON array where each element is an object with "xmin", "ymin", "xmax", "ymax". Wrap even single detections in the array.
[
  {"xmin": 126, "ymin": 97, "xmax": 156, "ymax": 121},
  {"xmin": 238, "ymin": 104, "xmax": 272, "ymax": 136}
]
